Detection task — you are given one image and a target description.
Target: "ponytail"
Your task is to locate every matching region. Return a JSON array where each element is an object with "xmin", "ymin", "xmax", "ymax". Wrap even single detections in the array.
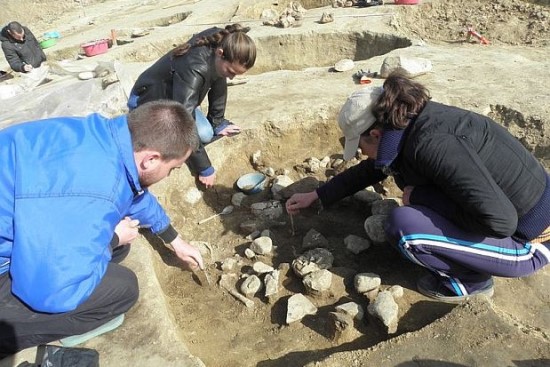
[{"xmin": 172, "ymin": 23, "xmax": 256, "ymax": 69}]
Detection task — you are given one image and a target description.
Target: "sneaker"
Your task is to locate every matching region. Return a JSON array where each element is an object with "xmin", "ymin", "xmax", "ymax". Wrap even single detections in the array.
[
  {"xmin": 59, "ymin": 314, "xmax": 125, "ymax": 347},
  {"xmin": 417, "ymin": 275, "xmax": 494, "ymax": 303}
]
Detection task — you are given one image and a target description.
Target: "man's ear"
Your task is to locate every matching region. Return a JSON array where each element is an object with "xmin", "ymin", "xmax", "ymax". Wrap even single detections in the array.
[
  {"xmin": 138, "ymin": 151, "xmax": 162, "ymax": 171},
  {"xmin": 215, "ymin": 48, "xmax": 224, "ymax": 58}
]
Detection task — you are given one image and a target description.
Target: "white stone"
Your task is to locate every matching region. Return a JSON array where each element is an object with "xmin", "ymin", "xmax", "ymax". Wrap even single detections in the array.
[
  {"xmin": 355, "ymin": 273, "xmax": 381, "ymax": 293},
  {"xmin": 367, "ymin": 291, "xmax": 399, "ymax": 334},
  {"xmin": 379, "ymin": 55, "xmax": 433, "ymax": 78},
  {"xmin": 264, "ymin": 270, "xmax": 280, "ymax": 298},
  {"xmin": 250, "ymin": 200, "xmax": 284, "ymax": 220},
  {"xmin": 334, "ymin": 58, "xmax": 355, "ymax": 72},
  {"xmin": 250, "ymin": 236, "xmax": 273, "ymax": 255},
  {"xmin": 335, "ymin": 302, "xmax": 364, "ymax": 321},
  {"xmin": 388, "ymin": 285, "xmax": 404, "ymax": 299},
  {"xmin": 286, "ymin": 294, "xmax": 318, "ymax": 324},
  {"xmin": 253, "ymin": 261, "xmax": 274, "ymax": 274},
  {"xmin": 244, "ymin": 248, "xmax": 256, "ymax": 259},
  {"xmin": 303, "ymin": 269, "xmax": 333, "ymax": 295},
  {"xmin": 184, "ymin": 187, "xmax": 203, "ymax": 205}
]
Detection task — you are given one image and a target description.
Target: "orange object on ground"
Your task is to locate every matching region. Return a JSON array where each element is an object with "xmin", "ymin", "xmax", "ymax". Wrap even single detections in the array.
[{"xmin": 467, "ymin": 27, "xmax": 490, "ymax": 45}]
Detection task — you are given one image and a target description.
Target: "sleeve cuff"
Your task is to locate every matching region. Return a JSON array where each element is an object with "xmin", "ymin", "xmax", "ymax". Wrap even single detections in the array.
[
  {"xmin": 110, "ymin": 233, "xmax": 120, "ymax": 249},
  {"xmin": 199, "ymin": 166, "xmax": 215, "ymax": 177},
  {"xmin": 157, "ymin": 224, "xmax": 179, "ymax": 244}
]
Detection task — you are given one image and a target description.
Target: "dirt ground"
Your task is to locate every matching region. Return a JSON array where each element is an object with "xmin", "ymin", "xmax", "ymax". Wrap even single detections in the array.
[{"xmin": 1, "ymin": 1, "xmax": 549, "ymax": 367}]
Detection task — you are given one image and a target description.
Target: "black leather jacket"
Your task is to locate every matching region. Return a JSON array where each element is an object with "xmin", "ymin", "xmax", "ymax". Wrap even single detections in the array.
[
  {"xmin": 1, "ymin": 26, "xmax": 47, "ymax": 72},
  {"xmin": 317, "ymin": 101, "xmax": 550, "ymax": 241},
  {"xmin": 131, "ymin": 27, "xmax": 228, "ymax": 174}
]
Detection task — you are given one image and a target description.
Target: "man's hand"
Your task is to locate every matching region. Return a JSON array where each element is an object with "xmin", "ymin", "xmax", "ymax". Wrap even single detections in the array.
[
  {"xmin": 169, "ymin": 236, "xmax": 205, "ymax": 271},
  {"xmin": 217, "ymin": 123, "xmax": 241, "ymax": 137},
  {"xmin": 285, "ymin": 191, "xmax": 319, "ymax": 215},
  {"xmin": 114, "ymin": 217, "xmax": 140, "ymax": 245},
  {"xmin": 402, "ymin": 186, "xmax": 414, "ymax": 206},
  {"xmin": 23, "ymin": 64, "xmax": 33, "ymax": 72},
  {"xmin": 199, "ymin": 172, "xmax": 216, "ymax": 188}
]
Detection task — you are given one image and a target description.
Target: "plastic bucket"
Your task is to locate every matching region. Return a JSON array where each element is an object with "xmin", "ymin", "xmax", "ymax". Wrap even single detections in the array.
[
  {"xmin": 82, "ymin": 39, "xmax": 109, "ymax": 57},
  {"xmin": 236, "ymin": 173, "xmax": 266, "ymax": 194}
]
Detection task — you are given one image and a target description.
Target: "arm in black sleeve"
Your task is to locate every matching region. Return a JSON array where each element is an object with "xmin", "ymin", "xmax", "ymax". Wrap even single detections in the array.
[
  {"xmin": 317, "ymin": 159, "xmax": 387, "ymax": 208},
  {"xmin": 207, "ymin": 78, "xmax": 228, "ymax": 128},
  {"xmin": 172, "ymin": 66, "xmax": 214, "ymax": 175},
  {"xmin": 2, "ymin": 42, "xmax": 25, "ymax": 72},
  {"xmin": 185, "ymin": 143, "xmax": 213, "ymax": 176}
]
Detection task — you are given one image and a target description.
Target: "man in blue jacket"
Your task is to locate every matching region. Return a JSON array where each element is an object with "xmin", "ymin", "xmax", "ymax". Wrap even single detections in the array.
[{"xmin": 0, "ymin": 100, "xmax": 204, "ymax": 357}]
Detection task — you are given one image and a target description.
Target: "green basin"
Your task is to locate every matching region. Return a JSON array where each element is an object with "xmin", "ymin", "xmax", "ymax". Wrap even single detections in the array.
[{"xmin": 39, "ymin": 38, "xmax": 58, "ymax": 49}]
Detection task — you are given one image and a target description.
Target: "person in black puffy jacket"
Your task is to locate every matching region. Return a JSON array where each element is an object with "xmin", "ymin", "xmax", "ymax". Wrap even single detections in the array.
[
  {"xmin": 286, "ymin": 72, "xmax": 550, "ymax": 302},
  {"xmin": 128, "ymin": 23, "xmax": 256, "ymax": 188},
  {"xmin": 0, "ymin": 21, "xmax": 46, "ymax": 73}
]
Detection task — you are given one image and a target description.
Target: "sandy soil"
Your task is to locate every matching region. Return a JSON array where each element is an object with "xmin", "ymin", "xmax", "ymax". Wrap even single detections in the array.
[{"xmin": 1, "ymin": 1, "xmax": 549, "ymax": 366}]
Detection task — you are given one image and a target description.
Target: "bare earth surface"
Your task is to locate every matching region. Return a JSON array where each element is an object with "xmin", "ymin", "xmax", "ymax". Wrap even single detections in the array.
[{"xmin": 1, "ymin": 1, "xmax": 549, "ymax": 367}]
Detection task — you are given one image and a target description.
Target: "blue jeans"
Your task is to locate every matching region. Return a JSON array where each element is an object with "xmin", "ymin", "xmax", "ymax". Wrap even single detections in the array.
[
  {"xmin": 127, "ymin": 94, "xmax": 213, "ymax": 144},
  {"xmin": 194, "ymin": 108, "xmax": 214, "ymax": 144}
]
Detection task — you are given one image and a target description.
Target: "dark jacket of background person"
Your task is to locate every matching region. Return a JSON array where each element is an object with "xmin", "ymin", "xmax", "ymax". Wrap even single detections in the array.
[
  {"xmin": 130, "ymin": 27, "xmax": 227, "ymax": 174},
  {"xmin": 317, "ymin": 101, "xmax": 550, "ymax": 241},
  {"xmin": 0, "ymin": 25, "xmax": 46, "ymax": 72}
]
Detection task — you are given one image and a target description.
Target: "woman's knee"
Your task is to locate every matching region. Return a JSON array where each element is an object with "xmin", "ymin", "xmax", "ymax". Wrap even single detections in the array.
[{"xmin": 385, "ymin": 206, "xmax": 420, "ymax": 240}]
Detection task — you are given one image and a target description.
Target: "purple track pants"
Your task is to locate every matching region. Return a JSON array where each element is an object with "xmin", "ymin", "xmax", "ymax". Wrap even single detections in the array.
[{"xmin": 384, "ymin": 205, "xmax": 550, "ymax": 296}]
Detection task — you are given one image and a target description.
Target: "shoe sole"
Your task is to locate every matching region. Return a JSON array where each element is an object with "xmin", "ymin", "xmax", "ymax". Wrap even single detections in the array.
[{"xmin": 418, "ymin": 286, "xmax": 494, "ymax": 303}]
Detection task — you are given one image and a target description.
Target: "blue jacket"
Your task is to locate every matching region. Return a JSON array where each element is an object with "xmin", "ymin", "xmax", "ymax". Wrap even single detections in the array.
[{"xmin": 0, "ymin": 114, "xmax": 171, "ymax": 313}]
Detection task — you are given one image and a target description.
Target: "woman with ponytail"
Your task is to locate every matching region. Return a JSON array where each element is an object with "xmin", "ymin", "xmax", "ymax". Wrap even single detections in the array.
[
  {"xmin": 286, "ymin": 71, "xmax": 550, "ymax": 302},
  {"xmin": 128, "ymin": 24, "xmax": 256, "ymax": 187}
]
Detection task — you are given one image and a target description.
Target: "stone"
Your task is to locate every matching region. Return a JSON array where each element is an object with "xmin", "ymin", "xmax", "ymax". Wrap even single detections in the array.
[
  {"xmin": 244, "ymin": 248, "xmax": 256, "ymax": 259},
  {"xmin": 364, "ymin": 215, "xmax": 389, "ymax": 243},
  {"xmin": 302, "ymin": 228, "xmax": 329, "ymax": 250},
  {"xmin": 221, "ymin": 257, "xmax": 238, "ymax": 272},
  {"xmin": 231, "ymin": 192, "xmax": 247, "ymax": 207},
  {"xmin": 371, "ymin": 199, "xmax": 400, "ymax": 215},
  {"xmin": 250, "ymin": 236, "xmax": 273, "ymax": 255},
  {"xmin": 303, "ymin": 269, "xmax": 333, "ymax": 296},
  {"xmin": 278, "ymin": 177, "xmax": 320, "ymax": 201},
  {"xmin": 253, "ymin": 261, "xmax": 274, "ymax": 274},
  {"xmin": 272, "ymin": 175, "xmax": 294, "ymax": 200},
  {"xmin": 327, "ymin": 311, "xmax": 355, "ymax": 343},
  {"xmin": 367, "ymin": 291, "xmax": 399, "ymax": 334},
  {"xmin": 344, "ymin": 234, "xmax": 371, "ymax": 254},
  {"xmin": 388, "ymin": 285, "xmax": 404, "ymax": 299},
  {"xmin": 292, "ymin": 248, "xmax": 334, "ymax": 278},
  {"xmin": 240, "ymin": 274, "xmax": 263, "ymax": 297},
  {"xmin": 250, "ymin": 200, "xmax": 284, "ymax": 220},
  {"xmin": 184, "ymin": 187, "xmax": 203, "ymax": 205},
  {"xmin": 264, "ymin": 270, "xmax": 280, "ymax": 300},
  {"xmin": 355, "ymin": 273, "xmax": 381, "ymax": 293},
  {"xmin": 286, "ymin": 294, "xmax": 318, "ymax": 324},
  {"xmin": 334, "ymin": 58, "xmax": 355, "ymax": 72},
  {"xmin": 353, "ymin": 190, "xmax": 383, "ymax": 205},
  {"xmin": 335, "ymin": 302, "xmax": 364, "ymax": 321},
  {"xmin": 380, "ymin": 55, "xmax": 433, "ymax": 78}
]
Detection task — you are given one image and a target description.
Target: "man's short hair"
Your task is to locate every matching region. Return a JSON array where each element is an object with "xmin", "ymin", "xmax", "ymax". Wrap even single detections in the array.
[
  {"xmin": 127, "ymin": 100, "xmax": 199, "ymax": 161},
  {"xmin": 7, "ymin": 22, "xmax": 23, "ymax": 34}
]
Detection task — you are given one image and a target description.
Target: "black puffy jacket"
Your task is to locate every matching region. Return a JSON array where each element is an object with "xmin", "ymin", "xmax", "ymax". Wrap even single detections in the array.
[
  {"xmin": 131, "ymin": 27, "xmax": 228, "ymax": 174},
  {"xmin": 317, "ymin": 101, "xmax": 550, "ymax": 241},
  {"xmin": 0, "ymin": 26, "xmax": 46, "ymax": 72}
]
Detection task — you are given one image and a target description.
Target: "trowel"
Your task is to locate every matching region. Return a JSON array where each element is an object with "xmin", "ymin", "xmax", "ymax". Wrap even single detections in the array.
[{"xmin": 197, "ymin": 205, "xmax": 234, "ymax": 225}]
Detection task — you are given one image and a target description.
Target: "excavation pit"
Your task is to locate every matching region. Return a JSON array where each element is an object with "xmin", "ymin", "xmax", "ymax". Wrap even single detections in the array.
[{"xmin": 149, "ymin": 122, "xmax": 456, "ymax": 367}]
